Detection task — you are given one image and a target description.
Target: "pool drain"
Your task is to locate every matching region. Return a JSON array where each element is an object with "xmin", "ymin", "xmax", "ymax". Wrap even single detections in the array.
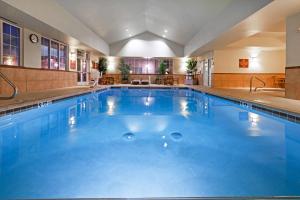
[
  {"xmin": 122, "ymin": 132, "xmax": 135, "ymax": 141},
  {"xmin": 170, "ymin": 132, "xmax": 183, "ymax": 141}
]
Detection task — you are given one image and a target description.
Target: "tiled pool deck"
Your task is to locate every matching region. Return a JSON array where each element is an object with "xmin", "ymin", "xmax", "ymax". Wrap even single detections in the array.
[{"xmin": 0, "ymin": 84, "xmax": 300, "ymax": 123}]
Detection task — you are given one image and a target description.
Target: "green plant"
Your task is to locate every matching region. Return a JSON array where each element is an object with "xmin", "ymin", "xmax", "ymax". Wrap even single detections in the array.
[
  {"xmin": 98, "ymin": 57, "xmax": 107, "ymax": 74},
  {"xmin": 118, "ymin": 59, "xmax": 131, "ymax": 82},
  {"xmin": 159, "ymin": 60, "xmax": 167, "ymax": 75},
  {"xmin": 186, "ymin": 59, "xmax": 198, "ymax": 78}
]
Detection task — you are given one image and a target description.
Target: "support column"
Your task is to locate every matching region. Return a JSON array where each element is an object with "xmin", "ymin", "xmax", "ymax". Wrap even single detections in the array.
[{"xmin": 286, "ymin": 12, "xmax": 300, "ymax": 100}]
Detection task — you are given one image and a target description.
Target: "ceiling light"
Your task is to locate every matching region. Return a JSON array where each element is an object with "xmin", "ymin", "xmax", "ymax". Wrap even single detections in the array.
[
  {"xmin": 129, "ymin": 34, "xmax": 132, "ymax": 37},
  {"xmin": 164, "ymin": 29, "xmax": 168, "ymax": 33},
  {"xmin": 126, "ymin": 29, "xmax": 129, "ymax": 32},
  {"xmin": 162, "ymin": 35, "xmax": 166, "ymax": 38}
]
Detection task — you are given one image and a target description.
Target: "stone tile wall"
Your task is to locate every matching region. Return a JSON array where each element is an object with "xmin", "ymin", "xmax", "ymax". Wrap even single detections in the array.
[
  {"xmin": 286, "ymin": 67, "xmax": 300, "ymax": 100},
  {"xmin": 211, "ymin": 73, "xmax": 285, "ymax": 88},
  {"xmin": 0, "ymin": 65, "xmax": 77, "ymax": 95}
]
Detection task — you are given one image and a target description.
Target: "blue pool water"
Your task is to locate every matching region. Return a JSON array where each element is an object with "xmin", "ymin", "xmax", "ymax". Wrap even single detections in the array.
[{"xmin": 0, "ymin": 88, "xmax": 300, "ymax": 198}]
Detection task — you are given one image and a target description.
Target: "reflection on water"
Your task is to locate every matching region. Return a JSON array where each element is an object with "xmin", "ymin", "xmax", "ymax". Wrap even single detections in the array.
[
  {"xmin": 107, "ymin": 96, "xmax": 116, "ymax": 116},
  {"xmin": 180, "ymin": 99, "xmax": 190, "ymax": 118},
  {"xmin": 0, "ymin": 88, "xmax": 300, "ymax": 198},
  {"xmin": 248, "ymin": 113, "xmax": 261, "ymax": 137},
  {"xmin": 68, "ymin": 106, "xmax": 77, "ymax": 127}
]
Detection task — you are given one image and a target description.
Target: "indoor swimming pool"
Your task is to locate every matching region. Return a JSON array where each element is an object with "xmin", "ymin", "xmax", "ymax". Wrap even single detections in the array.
[{"xmin": 0, "ymin": 88, "xmax": 299, "ymax": 198}]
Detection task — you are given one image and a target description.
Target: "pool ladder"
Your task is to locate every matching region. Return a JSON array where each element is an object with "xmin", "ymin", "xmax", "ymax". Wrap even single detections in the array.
[
  {"xmin": 0, "ymin": 71, "xmax": 18, "ymax": 100},
  {"xmin": 250, "ymin": 76, "xmax": 266, "ymax": 93}
]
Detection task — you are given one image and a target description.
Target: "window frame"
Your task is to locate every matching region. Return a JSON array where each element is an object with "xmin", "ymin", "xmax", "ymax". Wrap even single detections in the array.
[
  {"xmin": 41, "ymin": 37, "xmax": 50, "ymax": 69},
  {"xmin": 59, "ymin": 43, "xmax": 68, "ymax": 70},
  {"xmin": 0, "ymin": 19, "xmax": 23, "ymax": 66},
  {"xmin": 41, "ymin": 36, "xmax": 69, "ymax": 71}
]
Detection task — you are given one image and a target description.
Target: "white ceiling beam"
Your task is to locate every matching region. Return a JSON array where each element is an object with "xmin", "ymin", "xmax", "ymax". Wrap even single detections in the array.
[
  {"xmin": 184, "ymin": 0, "xmax": 273, "ymax": 56},
  {"xmin": 2, "ymin": 0, "xmax": 109, "ymax": 55}
]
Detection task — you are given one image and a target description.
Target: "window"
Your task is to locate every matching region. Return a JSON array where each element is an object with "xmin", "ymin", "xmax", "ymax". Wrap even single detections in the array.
[
  {"xmin": 50, "ymin": 41, "xmax": 59, "ymax": 70},
  {"xmin": 41, "ymin": 37, "xmax": 50, "ymax": 69},
  {"xmin": 2, "ymin": 22, "xmax": 21, "ymax": 66},
  {"xmin": 123, "ymin": 57, "xmax": 173, "ymax": 74},
  {"xmin": 41, "ymin": 37, "xmax": 68, "ymax": 70},
  {"xmin": 59, "ymin": 44, "xmax": 67, "ymax": 70}
]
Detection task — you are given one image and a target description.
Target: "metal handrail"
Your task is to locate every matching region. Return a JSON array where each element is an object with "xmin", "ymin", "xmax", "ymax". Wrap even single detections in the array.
[
  {"xmin": 250, "ymin": 76, "xmax": 266, "ymax": 92},
  {"xmin": 0, "ymin": 71, "xmax": 18, "ymax": 100}
]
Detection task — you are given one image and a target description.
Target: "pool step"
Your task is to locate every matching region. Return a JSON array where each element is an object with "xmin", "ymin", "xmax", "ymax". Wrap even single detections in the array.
[{"xmin": 0, "ymin": 117, "xmax": 14, "ymax": 130}]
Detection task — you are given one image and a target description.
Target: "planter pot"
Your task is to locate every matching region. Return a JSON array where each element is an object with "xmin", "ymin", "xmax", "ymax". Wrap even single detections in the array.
[{"xmin": 185, "ymin": 79, "xmax": 193, "ymax": 85}]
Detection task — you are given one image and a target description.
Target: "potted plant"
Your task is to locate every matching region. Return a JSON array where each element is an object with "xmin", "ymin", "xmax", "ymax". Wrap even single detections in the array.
[
  {"xmin": 119, "ymin": 59, "xmax": 131, "ymax": 83},
  {"xmin": 98, "ymin": 57, "xmax": 107, "ymax": 76},
  {"xmin": 185, "ymin": 59, "xmax": 198, "ymax": 85},
  {"xmin": 156, "ymin": 60, "xmax": 167, "ymax": 84},
  {"xmin": 159, "ymin": 60, "xmax": 167, "ymax": 75}
]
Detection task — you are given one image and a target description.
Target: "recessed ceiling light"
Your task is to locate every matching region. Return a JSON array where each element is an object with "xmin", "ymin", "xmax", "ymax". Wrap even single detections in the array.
[
  {"xmin": 164, "ymin": 29, "xmax": 168, "ymax": 33},
  {"xmin": 163, "ymin": 35, "xmax": 166, "ymax": 38},
  {"xmin": 126, "ymin": 29, "xmax": 129, "ymax": 32},
  {"xmin": 129, "ymin": 34, "xmax": 132, "ymax": 37}
]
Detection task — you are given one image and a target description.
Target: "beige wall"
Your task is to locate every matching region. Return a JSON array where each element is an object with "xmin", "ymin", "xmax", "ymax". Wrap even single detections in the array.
[
  {"xmin": 214, "ymin": 49, "xmax": 285, "ymax": 73},
  {"xmin": 286, "ymin": 12, "xmax": 300, "ymax": 100},
  {"xmin": 23, "ymin": 28, "xmax": 42, "ymax": 68},
  {"xmin": 106, "ymin": 57, "xmax": 121, "ymax": 74},
  {"xmin": 286, "ymin": 12, "xmax": 300, "ymax": 67},
  {"xmin": 173, "ymin": 57, "xmax": 188, "ymax": 74}
]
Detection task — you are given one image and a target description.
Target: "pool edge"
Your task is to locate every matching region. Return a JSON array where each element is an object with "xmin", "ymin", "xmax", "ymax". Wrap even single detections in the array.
[{"xmin": 0, "ymin": 85, "xmax": 299, "ymax": 124}]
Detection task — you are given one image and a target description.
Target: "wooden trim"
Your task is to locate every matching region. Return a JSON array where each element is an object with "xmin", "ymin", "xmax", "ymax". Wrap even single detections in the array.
[
  {"xmin": 103, "ymin": 73, "xmax": 186, "ymax": 75},
  {"xmin": 0, "ymin": 64, "xmax": 77, "ymax": 73},
  {"xmin": 286, "ymin": 66, "xmax": 300, "ymax": 69},
  {"xmin": 212, "ymin": 73, "xmax": 285, "ymax": 75}
]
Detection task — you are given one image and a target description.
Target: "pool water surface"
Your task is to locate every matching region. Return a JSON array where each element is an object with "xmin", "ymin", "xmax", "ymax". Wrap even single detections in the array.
[{"xmin": 0, "ymin": 88, "xmax": 300, "ymax": 198}]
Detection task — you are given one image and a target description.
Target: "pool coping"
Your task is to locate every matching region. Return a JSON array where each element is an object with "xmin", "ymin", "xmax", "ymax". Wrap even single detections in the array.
[
  {"xmin": 0, "ymin": 86, "xmax": 110, "ymax": 117},
  {"xmin": 19, "ymin": 196, "xmax": 300, "ymax": 200},
  {"xmin": 0, "ymin": 85, "xmax": 299, "ymax": 124},
  {"xmin": 189, "ymin": 87, "xmax": 300, "ymax": 124}
]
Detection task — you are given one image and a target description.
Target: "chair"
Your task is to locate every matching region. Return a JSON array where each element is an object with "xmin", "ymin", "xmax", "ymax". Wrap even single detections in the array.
[
  {"xmin": 155, "ymin": 75, "xmax": 163, "ymax": 84},
  {"xmin": 141, "ymin": 79, "xmax": 150, "ymax": 85},
  {"xmin": 273, "ymin": 76, "xmax": 285, "ymax": 88},
  {"xmin": 131, "ymin": 79, "xmax": 141, "ymax": 85},
  {"xmin": 164, "ymin": 76, "xmax": 174, "ymax": 85},
  {"xmin": 101, "ymin": 77, "xmax": 114, "ymax": 85}
]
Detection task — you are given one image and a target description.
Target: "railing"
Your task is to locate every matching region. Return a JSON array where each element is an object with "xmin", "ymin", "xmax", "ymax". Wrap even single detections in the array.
[
  {"xmin": 0, "ymin": 71, "xmax": 18, "ymax": 100},
  {"xmin": 250, "ymin": 76, "xmax": 266, "ymax": 92}
]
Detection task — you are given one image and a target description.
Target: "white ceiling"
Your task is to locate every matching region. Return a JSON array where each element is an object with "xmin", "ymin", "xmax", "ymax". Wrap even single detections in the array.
[
  {"xmin": 225, "ymin": 32, "xmax": 286, "ymax": 51},
  {"xmin": 56, "ymin": 0, "xmax": 233, "ymax": 45},
  {"xmin": 188, "ymin": 0, "xmax": 300, "ymax": 56}
]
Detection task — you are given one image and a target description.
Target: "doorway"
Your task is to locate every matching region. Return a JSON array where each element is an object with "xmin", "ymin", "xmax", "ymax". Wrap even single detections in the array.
[
  {"xmin": 203, "ymin": 58, "xmax": 213, "ymax": 87},
  {"xmin": 76, "ymin": 50, "xmax": 89, "ymax": 85}
]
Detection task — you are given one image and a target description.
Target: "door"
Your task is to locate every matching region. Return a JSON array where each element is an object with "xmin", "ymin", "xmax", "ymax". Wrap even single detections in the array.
[
  {"xmin": 76, "ymin": 50, "xmax": 89, "ymax": 85},
  {"xmin": 77, "ymin": 58, "xmax": 88, "ymax": 85},
  {"xmin": 203, "ymin": 58, "xmax": 212, "ymax": 87}
]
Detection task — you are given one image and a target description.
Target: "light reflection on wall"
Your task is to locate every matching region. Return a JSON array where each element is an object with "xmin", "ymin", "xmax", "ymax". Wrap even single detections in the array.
[
  {"xmin": 179, "ymin": 57, "xmax": 189, "ymax": 73},
  {"xmin": 107, "ymin": 56, "xmax": 117, "ymax": 73},
  {"xmin": 107, "ymin": 96, "xmax": 116, "ymax": 116},
  {"xmin": 248, "ymin": 49, "xmax": 261, "ymax": 71},
  {"xmin": 116, "ymin": 39, "xmax": 178, "ymax": 58}
]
